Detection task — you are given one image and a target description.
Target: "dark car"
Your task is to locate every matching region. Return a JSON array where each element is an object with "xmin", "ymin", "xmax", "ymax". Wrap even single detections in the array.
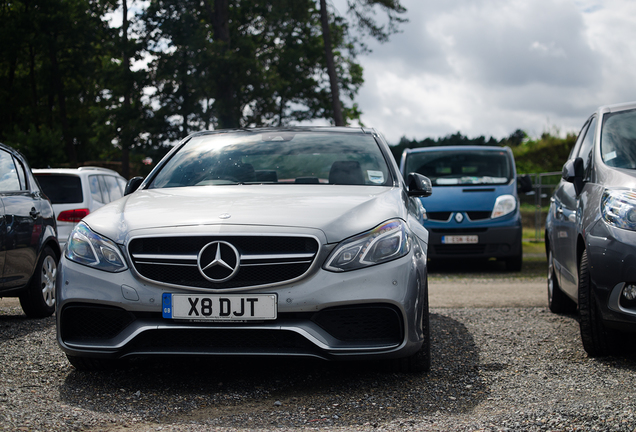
[
  {"xmin": 400, "ymin": 146, "xmax": 532, "ymax": 270},
  {"xmin": 546, "ymin": 101, "xmax": 636, "ymax": 356},
  {"xmin": 0, "ymin": 143, "xmax": 60, "ymax": 317}
]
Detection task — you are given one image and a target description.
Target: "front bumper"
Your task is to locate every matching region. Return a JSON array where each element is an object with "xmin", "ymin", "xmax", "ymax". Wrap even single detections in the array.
[
  {"xmin": 56, "ymin": 247, "xmax": 427, "ymax": 361},
  {"xmin": 425, "ymin": 214, "xmax": 522, "ymax": 260},
  {"xmin": 587, "ymin": 221, "xmax": 636, "ymax": 333}
]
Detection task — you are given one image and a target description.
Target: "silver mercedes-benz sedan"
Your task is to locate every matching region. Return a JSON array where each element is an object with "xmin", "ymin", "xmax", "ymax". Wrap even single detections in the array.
[{"xmin": 56, "ymin": 127, "xmax": 433, "ymax": 372}]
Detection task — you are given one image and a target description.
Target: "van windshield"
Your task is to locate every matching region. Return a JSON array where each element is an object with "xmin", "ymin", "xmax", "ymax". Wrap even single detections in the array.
[{"xmin": 405, "ymin": 149, "xmax": 512, "ymax": 186}]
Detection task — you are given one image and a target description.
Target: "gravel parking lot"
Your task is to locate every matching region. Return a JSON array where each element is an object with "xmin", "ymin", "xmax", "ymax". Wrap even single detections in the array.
[{"xmin": 1, "ymin": 258, "xmax": 636, "ymax": 431}]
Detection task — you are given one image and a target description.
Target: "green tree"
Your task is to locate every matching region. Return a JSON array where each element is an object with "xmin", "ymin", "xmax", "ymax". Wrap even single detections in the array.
[
  {"xmin": 318, "ymin": 0, "xmax": 406, "ymax": 125},
  {"xmin": 140, "ymin": 0, "xmax": 360, "ymax": 136},
  {"xmin": 0, "ymin": 0, "xmax": 112, "ymax": 167}
]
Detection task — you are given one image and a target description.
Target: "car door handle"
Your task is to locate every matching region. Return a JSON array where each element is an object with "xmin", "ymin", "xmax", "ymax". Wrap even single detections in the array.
[{"xmin": 30, "ymin": 208, "xmax": 40, "ymax": 218}]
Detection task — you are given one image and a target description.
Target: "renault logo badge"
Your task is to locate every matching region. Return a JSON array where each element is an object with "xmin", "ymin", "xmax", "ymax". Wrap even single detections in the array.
[
  {"xmin": 454, "ymin": 212, "xmax": 464, "ymax": 223},
  {"xmin": 197, "ymin": 241, "xmax": 240, "ymax": 282}
]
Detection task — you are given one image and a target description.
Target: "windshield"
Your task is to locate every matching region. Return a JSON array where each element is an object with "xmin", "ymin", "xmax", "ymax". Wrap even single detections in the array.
[
  {"xmin": 149, "ymin": 131, "xmax": 392, "ymax": 188},
  {"xmin": 404, "ymin": 149, "xmax": 512, "ymax": 186},
  {"xmin": 601, "ymin": 108, "xmax": 636, "ymax": 170}
]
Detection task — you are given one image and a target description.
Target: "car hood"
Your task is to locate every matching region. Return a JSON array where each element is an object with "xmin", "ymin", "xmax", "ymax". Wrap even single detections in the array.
[{"xmin": 83, "ymin": 185, "xmax": 407, "ymax": 244}]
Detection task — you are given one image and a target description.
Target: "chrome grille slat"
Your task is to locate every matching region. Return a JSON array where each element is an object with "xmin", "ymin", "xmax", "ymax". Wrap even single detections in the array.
[
  {"xmin": 240, "ymin": 260, "xmax": 313, "ymax": 267},
  {"xmin": 128, "ymin": 235, "xmax": 319, "ymax": 289}
]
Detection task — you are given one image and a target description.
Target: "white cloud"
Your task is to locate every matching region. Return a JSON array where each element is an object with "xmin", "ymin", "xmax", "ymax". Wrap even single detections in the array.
[{"xmin": 350, "ymin": 0, "xmax": 636, "ymax": 143}]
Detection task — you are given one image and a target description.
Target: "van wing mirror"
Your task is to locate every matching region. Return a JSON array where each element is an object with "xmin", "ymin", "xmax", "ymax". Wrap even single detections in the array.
[
  {"xmin": 562, "ymin": 157, "xmax": 584, "ymax": 195},
  {"xmin": 124, "ymin": 176, "xmax": 144, "ymax": 196},
  {"xmin": 517, "ymin": 174, "xmax": 533, "ymax": 194},
  {"xmin": 406, "ymin": 173, "xmax": 432, "ymax": 197}
]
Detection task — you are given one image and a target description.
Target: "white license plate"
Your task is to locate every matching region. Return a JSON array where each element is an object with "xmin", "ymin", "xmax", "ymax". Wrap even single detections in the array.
[
  {"xmin": 162, "ymin": 293, "xmax": 277, "ymax": 321},
  {"xmin": 441, "ymin": 235, "xmax": 478, "ymax": 244}
]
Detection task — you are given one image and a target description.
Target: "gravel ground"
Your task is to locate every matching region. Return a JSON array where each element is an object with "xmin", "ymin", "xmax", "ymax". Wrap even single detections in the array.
[{"xmin": 2, "ymin": 272, "xmax": 636, "ymax": 431}]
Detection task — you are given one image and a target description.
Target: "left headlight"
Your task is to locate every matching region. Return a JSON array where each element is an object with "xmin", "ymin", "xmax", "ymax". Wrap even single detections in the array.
[
  {"xmin": 491, "ymin": 194, "xmax": 516, "ymax": 219},
  {"xmin": 602, "ymin": 189, "xmax": 636, "ymax": 231},
  {"xmin": 66, "ymin": 222, "xmax": 128, "ymax": 272},
  {"xmin": 324, "ymin": 219, "xmax": 411, "ymax": 272}
]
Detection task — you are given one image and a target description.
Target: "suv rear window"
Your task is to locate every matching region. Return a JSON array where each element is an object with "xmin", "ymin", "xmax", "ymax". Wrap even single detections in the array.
[{"xmin": 35, "ymin": 174, "xmax": 83, "ymax": 204}]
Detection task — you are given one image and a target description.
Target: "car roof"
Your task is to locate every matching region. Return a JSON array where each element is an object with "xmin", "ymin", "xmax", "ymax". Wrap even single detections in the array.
[
  {"xmin": 0, "ymin": 142, "xmax": 28, "ymax": 161},
  {"xmin": 33, "ymin": 167, "xmax": 124, "ymax": 177},
  {"xmin": 186, "ymin": 126, "xmax": 378, "ymax": 139},
  {"xmin": 597, "ymin": 100, "xmax": 636, "ymax": 114}
]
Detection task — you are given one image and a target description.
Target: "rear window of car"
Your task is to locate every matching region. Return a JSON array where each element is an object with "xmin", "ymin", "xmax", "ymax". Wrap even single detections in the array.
[
  {"xmin": 405, "ymin": 149, "xmax": 513, "ymax": 186},
  {"xmin": 35, "ymin": 174, "xmax": 83, "ymax": 204},
  {"xmin": 149, "ymin": 131, "xmax": 392, "ymax": 188}
]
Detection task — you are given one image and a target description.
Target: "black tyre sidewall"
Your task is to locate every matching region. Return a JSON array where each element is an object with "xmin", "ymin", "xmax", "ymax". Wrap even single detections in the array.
[
  {"xmin": 578, "ymin": 250, "xmax": 611, "ymax": 356},
  {"xmin": 19, "ymin": 246, "xmax": 57, "ymax": 318},
  {"xmin": 547, "ymin": 249, "xmax": 576, "ymax": 314}
]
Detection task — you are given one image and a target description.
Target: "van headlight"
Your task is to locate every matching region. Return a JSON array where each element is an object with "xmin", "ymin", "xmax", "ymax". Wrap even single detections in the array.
[
  {"xmin": 491, "ymin": 194, "xmax": 516, "ymax": 219},
  {"xmin": 602, "ymin": 189, "xmax": 636, "ymax": 231},
  {"xmin": 66, "ymin": 222, "xmax": 128, "ymax": 272},
  {"xmin": 324, "ymin": 219, "xmax": 411, "ymax": 272}
]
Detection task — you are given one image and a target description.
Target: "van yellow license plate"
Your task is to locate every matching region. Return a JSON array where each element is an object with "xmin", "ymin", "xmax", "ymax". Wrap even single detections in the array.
[
  {"xmin": 441, "ymin": 235, "xmax": 478, "ymax": 244},
  {"xmin": 162, "ymin": 293, "xmax": 277, "ymax": 321}
]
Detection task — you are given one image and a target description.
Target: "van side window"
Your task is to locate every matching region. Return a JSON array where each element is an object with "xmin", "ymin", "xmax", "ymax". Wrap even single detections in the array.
[{"xmin": 89, "ymin": 175, "xmax": 105, "ymax": 203}]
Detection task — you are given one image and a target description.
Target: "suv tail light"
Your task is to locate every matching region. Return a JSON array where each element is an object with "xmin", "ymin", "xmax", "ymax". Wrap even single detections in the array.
[{"xmin": 57, "ymin": 209, "xmax": 90, "ymax": 223}]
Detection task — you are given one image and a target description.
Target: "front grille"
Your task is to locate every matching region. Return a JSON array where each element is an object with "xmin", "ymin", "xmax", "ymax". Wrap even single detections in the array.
[
  {"xmin": 466, "ymin": 211, "xmax": 491, "ymax": 221},
  {"xmin": 427, "ymin": 211, "xmax": 452, "ymax": 221},
  {"xmin": 61, "ymin": 304, "xmax": 136, "ymax": 341},
  {"xmin": 430, "ymin": 228, "xmax": 488, "ymax": 234},
  {"xmin": 311, "ymin": 305, "xmax": 403, "ymax": 343},
  {"xmin": 129, "ymin": 235, "xmax": 319, "ymax": 289},
  {"xmin": 127, "ymin": 329, "xmax": 317, "ymax": 353},
  {"xmin": 434, "ymin": 244, "xmax": 487, "ymax": 255}
]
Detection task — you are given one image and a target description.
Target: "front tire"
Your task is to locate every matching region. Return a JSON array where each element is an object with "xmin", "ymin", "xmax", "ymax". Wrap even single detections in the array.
[
  {"xmin": 19, "ymin": 246, "xmax": 57, "ymax": 318},
  {"xmin": 578, "ymin": 250, "xmax": 618, "ymax": 356},
  {"xmin": 547, "ymin": 249, "xmax": 576, "ymax": 314}
]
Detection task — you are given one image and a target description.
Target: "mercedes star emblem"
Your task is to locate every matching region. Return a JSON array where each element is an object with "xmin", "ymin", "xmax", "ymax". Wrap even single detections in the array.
[{"xmin": 197, "ymin": 241, "xmax": 240, "ymax": 282}]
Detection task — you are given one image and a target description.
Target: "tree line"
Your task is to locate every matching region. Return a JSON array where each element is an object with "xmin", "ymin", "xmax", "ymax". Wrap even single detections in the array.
[
  {"xmin": 391, "ymin": 129, "xmax": 576, "ymax": 174},
  {"xmin": 0, "ymin": 0, "xmax": 406, "ymax": 177}
]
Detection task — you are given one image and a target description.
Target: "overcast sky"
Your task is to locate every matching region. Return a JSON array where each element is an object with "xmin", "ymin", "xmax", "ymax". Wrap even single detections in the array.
[{"xmin": 335, "ymin": 0, "xmax": 636, "ymax": 143}]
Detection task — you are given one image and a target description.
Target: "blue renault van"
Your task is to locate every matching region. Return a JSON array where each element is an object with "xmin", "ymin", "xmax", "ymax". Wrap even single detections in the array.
[{"xmin": 400, "ymin": 146, "xmax": 532, "ymax": 270}]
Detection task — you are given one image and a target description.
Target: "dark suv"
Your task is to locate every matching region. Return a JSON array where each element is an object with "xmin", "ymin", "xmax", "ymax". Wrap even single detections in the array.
[
  {"xmin": 0, "ymin": 143, "xmax": 60, "ymax": 317},
  {"xmin": 546, "ymin": 101, "xmax": 636, "ymax": 356}
]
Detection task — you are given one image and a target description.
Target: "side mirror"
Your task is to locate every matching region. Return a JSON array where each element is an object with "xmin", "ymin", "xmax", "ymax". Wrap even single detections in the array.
[
  {"xmin": 124, "ymin": 176, "xmax": 144, "ymax": 196},
  {"xmin": 562, "ymin": 157, "xmax": 584, "ymax": 195},
  {"xmin": 406, "ymin": 173, "xmax": 432, "ymax": 197},
  {"xmin": 517, "ymin": 174, "xmax": 533, "ymax": 194}
]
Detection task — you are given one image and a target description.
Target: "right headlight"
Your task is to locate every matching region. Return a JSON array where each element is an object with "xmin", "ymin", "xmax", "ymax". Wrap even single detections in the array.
[
  {"xmin": 66, "ymin": 222, "xmax": 128, "ymax": 272},
  {"xmin": 601, "ymin": 189, "xmax": 636, "ymax": 231},
  {"xmin": 324, "ymin": 219, "xmax": 411, "ymax": 272},
  {"xmin": 491, "ymin": 194, "xmax": 516, "ymax": 219}
]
